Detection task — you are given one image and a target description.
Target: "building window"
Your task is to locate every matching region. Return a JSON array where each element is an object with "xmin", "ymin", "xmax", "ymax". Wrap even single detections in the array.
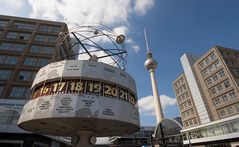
[
  {"xmin": 202, "ymin": 69, "xmax": 208, "ymax": 77},
  {"xmin": 184, "ymin": 93, "xmax": 188, "ymax": 99},
  {"xmin": 14, "ymin": 44, "xmax": 26, "ymax": 52},
  {"xmin": 0, "ymin": 104, "xmax": 13, "ymax": 124},
  {"xmin": 25, "ymin": 88, "xmax": 31, "ymax": 98},
  {"xmin": 182, "ymin": 95, "xmax": 185, "ymax": 100},
  {"xmin": 236, "ymin": 104, "xmax": 239, "ymax": 112},
  {"xmin": 5, "ymin": 56, "xmax": 18, "ymax": 65},
  {"xmin": 30, "ymin": 45, "xmax": 54, "ymax": 55},
  {"xmin": 210, "ymin": 88, "xmax": 216, "ymax": 95},
  {"xmin": 215, "ymin": 60, "xmax": 221, "ymax": 68},
  {"xmin": 44, "ymin": 46, "xmax": 53, "ymax": 54},
  {"xmin": 208, "ymin": 66, "xmax": 213, "ymax": 72},
  {"xmin": 205, "ymin": 58, "xmax": 210, "ymax": 64},
  {"xmin": 0, "ymin": 55, "xmax": 18, "ymax": 65},
  {"xmin": 219, "ymin": 109, "xmax": 225, "ymax": 117},
  {"xmin": 190, "ymin": 109, "xmax": 194, "ymax": 115},
  {"xmin": 217, "ymin": 85, "xmax": 223, "ymax": 92},
  {"xmin": 0, "ymin": 43, "xmax": 12, "ymax": 50},
  {"xmin": 30, "ymin": 45, "xmax": 41, "ymax": 53},
  {"xmin": 0, "ymin": 43, "xmax": 25, "ymax": 52},
  {"xmin": 184, "ymin": 103, "xmax": 188, "ymax": 109},
  {"xmin": 10, "ymin": 87, "xmax": 25, "ymax": 97},
  {"xmin": 186, "ymin": 111, "xmax": 190, "ymax": 117},
  {"xmin": 210, "ymin": 53, "xmax": 216, "ymax": 60},
  {"xmin": 193, "ymin": 118, "xmax": 197, "ymax": 124},
  {"xmin": 0, "ymin": 103, "xmax": 23, "ymax": 125},
  {"xmin": 14, "ymin": 22, "xmax": 35, "ymax": 30},
  {"xmin": 39, "ymin": 25, "xmax": 61, "ymax": 33},
  {"xmin": 19, "ymin": 33, "xmax": 30, "ymax": 40},
  {"xmin": 222, "ymin": 95, "xmax": 228, "ymax": 102},
  {"xmin": 24, "ymin": 57, "xmax": 49, "ymax": 67},
  {"xmin": 10, "ymin": 87, "xmax": 30, "ymax": 99},
  {"xmin": 24, "ymin": 58, "xmax": 37, "ymax": 66},
  {"xmin": 18, "ymin": 71, "xmax": 36, "ymax": 82},
  {"xmin": 224, "ymin": 80, "xmax": 230, "ymax": 88},
  {"xmin": 213, "ymin": 98, "xmax": 220, "ymax": 106},
  {"xmin": 0, "ymin": 55, "xmax": 5, "ymax": 63},
  {"xmin": 207, "ymin": 78, "xmax": 212, "ymax": 85},
  {"xmin": 0, "ymin": 20, "xmax": 9, "ymax": 28},
  {"xmin": 199, "ymin": 62, "xmax": 204, "ymax": 68},
  {"xmin": 229, "ymin": 91, "xmax": 237, "ymax": 100},
  {"xmin": 182, "ymin": 112, "xmax": 186, "ymax": 118},
  {"xmin": 179, "ymin": 104, "xmax": 183, "ymax": 110},
  {"xmin": 6, "ymin": 32, "xmax": 18, "ymax": 39},
  {"xmin": 183, "ymin": 85, "xmax": 186, "ymax": 90},
  {"xmin": 207, "ymin": 128, "xmax": 215, "ymax": 137},
  {"xmin": 35, "ymin": 35, "xmax": 57, "ymax": 43},
  {"xmin": 219, "ymin": 70, "xmax": 225, "ymax": 77},
  {"xmin": 38, "ymin": 59, "xmax": 49, "ymax": 66},
  {"xmin": 35, "ymin": 35, "xmax": 45, "ymax": 42},
  {"xmin": 0, "ymin": 70, "xmax": 12, "ymax": 80},
  {"xmin": 213, "ymin": 75, "xmax": 218, "ymax": 81},
  {"xmin": 0, "ymin": 86, "xmax": 4, "ymax": 96},
  {"xmin": 6, "ymin": 32, "xmax": 30, "ymax": 40},
  {"xmin": 236, "ymin": 69, "xmax": 239, "ymax": 75},
  {"xmin": 227, "ymin": 106, "xmax": 233, "ymax": 114}
]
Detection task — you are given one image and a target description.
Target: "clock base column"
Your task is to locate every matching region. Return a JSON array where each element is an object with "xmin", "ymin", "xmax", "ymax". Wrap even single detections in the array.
[{"xmin": 73, "ymin": 131, "xmax": 96, "ymax": 147}]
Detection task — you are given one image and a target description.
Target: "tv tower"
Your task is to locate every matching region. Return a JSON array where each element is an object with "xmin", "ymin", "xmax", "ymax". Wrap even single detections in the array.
[{"xmin": 144, "ymin": 29, "xmax": 164, "ymax": 123}]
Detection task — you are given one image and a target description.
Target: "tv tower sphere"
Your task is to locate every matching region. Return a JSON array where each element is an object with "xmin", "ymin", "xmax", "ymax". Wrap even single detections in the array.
[
  {"xmin": 18, "ymin": 25, "xmax": 140, "ymax": 147},
  {"xmin": 144, "ymin": 51, "xmax": 158, "ymax": 71}
]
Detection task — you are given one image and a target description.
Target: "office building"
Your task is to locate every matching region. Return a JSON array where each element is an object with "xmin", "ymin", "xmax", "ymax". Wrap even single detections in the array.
[
  {"xmin": 0, "ymin": 15, "xmax": 72, "ymax": 147},
  {"xmin": 173, "ymin": 46, "xmax": 239, "ymax": 146}
]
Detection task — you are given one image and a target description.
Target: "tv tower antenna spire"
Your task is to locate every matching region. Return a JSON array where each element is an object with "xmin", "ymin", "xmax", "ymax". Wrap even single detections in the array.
[
  {"xmin": 144, "ymin": 29, "xmax": 164, "ymax": 123},
  {"xmin": 144, "ymin": 29, "xmax": 150, "ymax": 52}
]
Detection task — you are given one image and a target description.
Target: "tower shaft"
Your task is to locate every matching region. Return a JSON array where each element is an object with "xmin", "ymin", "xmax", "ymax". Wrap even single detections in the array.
[{"xmin": 149, "ymin": 69, "xmax": 164, "ymax": 123}]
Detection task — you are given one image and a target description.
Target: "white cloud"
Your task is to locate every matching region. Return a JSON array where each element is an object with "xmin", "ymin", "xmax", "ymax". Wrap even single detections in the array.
[
  {"xmin": 133, "ymin": 0, "xmax": 154, "ymax": 16},
  {"xmin": 138, "ymin": 95, "xmax": 177, "ymax": 116},
  {"xmin": 0, "ymin": 0, "xmax": 27, "ymax": 15},
  {"xmin": 28, "ymin": 0, "xmax": 132, "ymax": 25},
  {"xmin": 131, "ymin": 45, "xmax": 140, "ymax": 53},
  {"xmin": 126, "ymin": 38, "xmax": 140, "ymax": 53},
  {"xmin": 28, "ymin": 0, "xmax": 60, "ymax": 20},
  {"xmin": 113, "ymin": 26, "xmax": 128, "ymax": 36},
  {"xmin": 0, "ymin": 0, "xmax": 155, "ymax": 53},
  {"xmin": 26, "ymin": 0, "xmax": 155, "ymax": 53}
]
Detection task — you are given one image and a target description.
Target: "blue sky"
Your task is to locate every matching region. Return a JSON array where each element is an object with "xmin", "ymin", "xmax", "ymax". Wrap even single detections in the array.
[{"xmin": 1, "ymin": 0, "xmax": 239, "ymax": 126}]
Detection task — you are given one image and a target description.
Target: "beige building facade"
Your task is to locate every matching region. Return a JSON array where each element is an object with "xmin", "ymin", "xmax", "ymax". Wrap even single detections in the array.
[
  {"xmin": 173, "ymin": 46, "xmax": 239, "ymax": 146},
  {"xmin": 173, "ymin": 74, "xmax": 200, "ymax": 129}
]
